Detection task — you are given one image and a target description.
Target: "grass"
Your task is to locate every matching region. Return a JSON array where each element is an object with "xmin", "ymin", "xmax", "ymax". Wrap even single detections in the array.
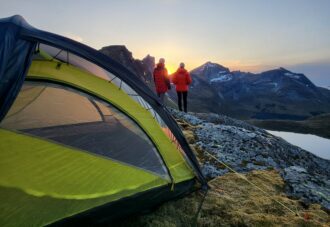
[{"xmin": 119, "ymin": 170, "xmax": 330, "ymax": 227}]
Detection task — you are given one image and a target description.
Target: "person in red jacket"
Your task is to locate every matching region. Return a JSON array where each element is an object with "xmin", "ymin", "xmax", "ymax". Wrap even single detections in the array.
[
  {"xmin": 172, "ymin": 62, "xmax": 192, "ymax": 112},
  {"xmin": 153, "ymin": 58, "xmax": 170, "ymax": 103}
]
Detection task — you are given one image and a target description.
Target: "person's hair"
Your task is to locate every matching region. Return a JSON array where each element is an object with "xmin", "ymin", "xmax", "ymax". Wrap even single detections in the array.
[
  {"xmin": 180, "ymin": 62, "xmax": 185, "ymax": 68},
  {"xmin": 159, "ymin": 58, "xmax": 165, "ymax": 64}
]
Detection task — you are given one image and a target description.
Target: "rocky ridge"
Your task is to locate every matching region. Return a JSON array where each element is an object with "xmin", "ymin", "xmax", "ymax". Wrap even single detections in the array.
[
  {"xmin": 170, "ymin": 109, "xmax": 330, "ymax": 210},
  {"xmin": 99, "ymin": 45, "xmax": 155, "ymax": 89}
]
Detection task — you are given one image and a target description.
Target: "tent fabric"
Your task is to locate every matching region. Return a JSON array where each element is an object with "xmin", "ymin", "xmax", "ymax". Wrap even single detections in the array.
[
  {"xmin": 0, "ymin": 129, "xmax": 168, "ymax": 226},
  {"xmin": 0, "ymin": 15, "xmax": 36, "ymax": 121},
  {"xmin": 10, "ymin": 15, "xmax": 206, "ymax": 184},
  {"xmin": 25, "ymin": 60, "xmax": 195, "ymax": 183},
  {"xmin": 51, "ymin": 179, "xmax": 196, "ymax": 226},
  {"xmin": 1, "ymin": 82, "xmax": 169, "ymax": 178},
  {"xmin": 0, "ymin": 15, "xmax": 207, "ymax": 225}
]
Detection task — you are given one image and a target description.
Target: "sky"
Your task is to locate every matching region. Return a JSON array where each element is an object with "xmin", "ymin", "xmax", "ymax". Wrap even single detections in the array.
[{"xmin": 1, "ymin": 0, "xmax": 330, "ymax": 86}]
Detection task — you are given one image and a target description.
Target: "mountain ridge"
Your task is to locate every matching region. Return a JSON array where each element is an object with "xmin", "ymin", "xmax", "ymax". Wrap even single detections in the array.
[
  {"xmin": 99, "ymin": 45, "xmax": 155, "ymax": 89},
  {"xmin": 99, "ymin": 45, "xmax": 330, "ymax": 120},
  {"xmin": 188, "ymin": 61, "xmax": 330, "ymax": 119}
]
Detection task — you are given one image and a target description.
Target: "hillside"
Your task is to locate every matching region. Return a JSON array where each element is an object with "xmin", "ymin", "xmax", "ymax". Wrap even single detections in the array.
[{"xmin": 118, "ymin": 110, "xmax": 330, "ymax": 226}]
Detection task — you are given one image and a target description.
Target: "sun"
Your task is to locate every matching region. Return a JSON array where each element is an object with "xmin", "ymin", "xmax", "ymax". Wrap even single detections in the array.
[{"xmin": 166, "ymin": 65, "xmax": 176, "ymax": 76}]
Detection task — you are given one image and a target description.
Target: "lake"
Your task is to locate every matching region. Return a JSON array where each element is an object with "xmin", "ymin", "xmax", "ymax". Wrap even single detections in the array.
[{"xmin": 267, "ymin": 130, "xmax": 330, "ymax": 160}]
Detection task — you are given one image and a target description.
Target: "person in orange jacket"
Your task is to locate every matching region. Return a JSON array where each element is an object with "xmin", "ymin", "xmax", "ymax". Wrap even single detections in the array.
[
  {"xmin": 153, "ymin": 58, "xmax": 171, "ymax": 103},
  {"xmin": 172, "ymin": 62, "xmax": 192, "ymax": 112}
]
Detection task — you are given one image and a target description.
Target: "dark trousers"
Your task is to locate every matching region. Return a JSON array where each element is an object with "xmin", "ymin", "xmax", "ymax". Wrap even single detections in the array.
[{"xmin": 177, "ymin": 91, "xmax": 188, "ymax": 112}]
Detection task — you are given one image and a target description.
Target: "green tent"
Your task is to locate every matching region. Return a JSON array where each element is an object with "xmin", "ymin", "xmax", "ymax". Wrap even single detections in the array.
[{"xmin": 0, "ymin": 15, "xmax": 207, "ymax": 226}]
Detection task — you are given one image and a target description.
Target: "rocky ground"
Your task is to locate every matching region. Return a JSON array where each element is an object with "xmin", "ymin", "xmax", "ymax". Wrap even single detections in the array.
[
  {"xmin": 121, "ymin": 110, "xmax": 330, "ymax": 226},
  {"xmin": 171, "ymin": 110, "xmax": 330, "ymax": 210}
]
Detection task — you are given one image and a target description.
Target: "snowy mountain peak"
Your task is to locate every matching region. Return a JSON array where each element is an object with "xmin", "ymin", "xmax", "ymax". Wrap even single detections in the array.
[
  {"xmin": 284, "ymin": 72, "xmax": 302, "ymax": 79},
  {"xmin": 192, "ymin": 61, "xmax": 229, "ymax": 74},
  {"xmin": 279, "ymin": 67, "xmax": 289, "ymax": 71},
  {"xmin": 191, "ymin": 62, "xmax": 232, "ymax": 84},
  {"xmin": 203, "ymin": 61, "xmax": 229, "ymax": 71},
  {"xmin": 261, "ymin": 68, "xmax": 314, "ymax": 86},
  {"xmin": 210, "ymin": 74, "xmax": 232, "ymax": 83},
  {"xmin": 278, "ymin": 68, "xmax": 302, "ymax": 79}
]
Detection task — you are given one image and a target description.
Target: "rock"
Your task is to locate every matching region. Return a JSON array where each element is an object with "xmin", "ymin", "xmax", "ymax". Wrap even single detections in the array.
[
  {"xmin": 282, "ymin": 166, "xmax": 330, "ymax": 210},
  {"xmin": 170, "ymin": 109, "xmax": 204, "ymax": 126},
  {"xmin": 171, "ymin": 108, "xmax": 330, "ymax": 211},
  {"xmin": 202, "ymin": 162, "xmax": 229, "ymax": 178}
]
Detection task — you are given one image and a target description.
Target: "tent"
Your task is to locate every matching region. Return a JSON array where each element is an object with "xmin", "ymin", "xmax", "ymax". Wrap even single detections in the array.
[{"xmin": 0, "ymin": 15, "xmax": 207, "ymax": 226}]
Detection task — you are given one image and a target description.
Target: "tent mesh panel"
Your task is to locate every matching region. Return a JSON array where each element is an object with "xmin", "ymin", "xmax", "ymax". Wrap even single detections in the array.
[{"xmin": 0, "ymin": 82, "xmax": 169, "ymax": 178}]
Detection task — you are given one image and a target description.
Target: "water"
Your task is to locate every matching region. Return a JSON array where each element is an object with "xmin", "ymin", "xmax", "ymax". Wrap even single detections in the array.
[{"xmin": 267, "ymin": 130, "xmax": 330, "ymax": 160}]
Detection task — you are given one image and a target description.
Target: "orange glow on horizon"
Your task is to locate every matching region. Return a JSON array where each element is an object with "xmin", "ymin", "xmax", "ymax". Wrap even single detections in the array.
[
  {"xmin": 166, "ymin": 64, "xmax": 176, "ymax": 75},
  {"xmin": 151, "ymin": 54, "xmax": 272, "ymax": 75}
]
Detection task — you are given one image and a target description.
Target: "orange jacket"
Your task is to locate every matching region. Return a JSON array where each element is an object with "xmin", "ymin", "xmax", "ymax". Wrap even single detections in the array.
[
  {"xmin": 153, "ymin": 63, "xmax": 170, "ymax": 93},
  {"xmin": 172, "ymin": 68, "xmax": 192, "ymax": 92}
]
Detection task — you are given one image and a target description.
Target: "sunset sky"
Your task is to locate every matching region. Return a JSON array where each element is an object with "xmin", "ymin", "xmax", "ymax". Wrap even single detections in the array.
[{"xmin": 1, "ymin": 0, "xmax": 330, "ymax": 85}]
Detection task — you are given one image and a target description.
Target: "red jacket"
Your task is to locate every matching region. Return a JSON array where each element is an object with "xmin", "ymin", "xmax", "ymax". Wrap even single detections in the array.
[
  {"xmin": 172, "ymin": 68, "xmax": 192, "ymax": 92},
  {"xmin": 153, "ymin": 63, "xmax": 169, "ymax": 94}
]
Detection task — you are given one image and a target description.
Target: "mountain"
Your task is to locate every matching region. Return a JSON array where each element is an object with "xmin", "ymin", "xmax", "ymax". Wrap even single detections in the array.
[
  {"xmin": 99, "ymin": 45, "xmax": 155, "ymax": 89},
  {"xmin": 98, "ymin": 46, "xmax": 330, "ymax": 120},
  {"xmin": 185, "ymin": 62, "xmax": 234, "ymax": 113},
  {"xmin": 188, "ymin": 62, "xmax": 330, "ymax": 119}
]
